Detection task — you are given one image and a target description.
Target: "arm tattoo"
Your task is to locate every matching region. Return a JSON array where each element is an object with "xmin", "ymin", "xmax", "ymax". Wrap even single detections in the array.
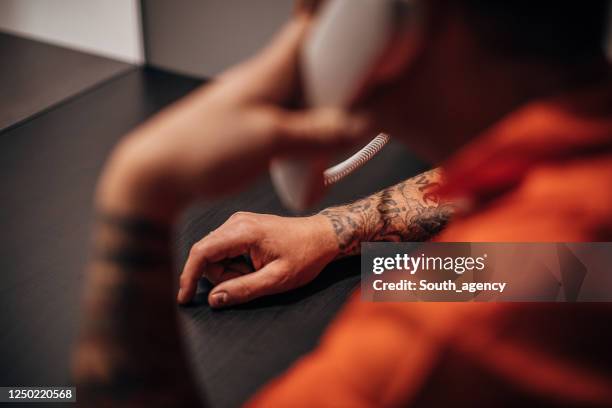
[
  {"xmin": 320, "ymin": 168, "xmax": 455, "ymax": 257},
  {"xmin": 75, "ymin": 212, "xmax": 203, "ymax": 407}
]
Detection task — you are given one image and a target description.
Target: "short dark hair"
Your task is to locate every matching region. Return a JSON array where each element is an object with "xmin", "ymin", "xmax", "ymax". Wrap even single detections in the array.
[{"xmin": 461, "ymin": 1, "xmax": 610, "ymax": 63}]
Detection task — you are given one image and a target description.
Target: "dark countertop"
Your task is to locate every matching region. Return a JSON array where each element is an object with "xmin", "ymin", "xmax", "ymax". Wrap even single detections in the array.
[
  {"xmin": 0, "ymin": 35, "xmax": 427, "ymax": 407},
  {"xmin": 0, "ymin": 32, "xmax": 132, "ymax": 132}
]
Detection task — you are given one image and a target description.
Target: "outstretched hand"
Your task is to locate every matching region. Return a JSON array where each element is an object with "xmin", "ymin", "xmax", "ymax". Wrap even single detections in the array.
[{"xmin": 178, "ymin": 212, "xmax": 339, "ymax": 307}]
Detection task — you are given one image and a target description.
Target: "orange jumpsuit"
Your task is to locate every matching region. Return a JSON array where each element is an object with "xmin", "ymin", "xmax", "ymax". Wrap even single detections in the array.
[{"xmin": 248, "ymin": 74, "xmax": 612, "ymax": 407}]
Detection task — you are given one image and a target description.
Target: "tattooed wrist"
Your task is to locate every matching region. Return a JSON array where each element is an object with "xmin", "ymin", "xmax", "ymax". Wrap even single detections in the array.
[{"xmin": 320, "ymin": 168, "xmax": 455, "ymax": 258}]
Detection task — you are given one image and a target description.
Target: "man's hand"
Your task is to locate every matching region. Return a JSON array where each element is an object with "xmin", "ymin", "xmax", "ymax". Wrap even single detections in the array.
[
  {"xmin": 75, "ymin": 11, "xmax": 367, "ymax": 406},
  {"xmin": 179, "ymin": 213, "xmax": 338, "ymax": 307},
  {"xmin": 96, "ymin": 12, "xmax": 367, "ymax": 223},
  {"xmin": 178, "ymin": 168, "xmax": 454, "ymax": 307}
]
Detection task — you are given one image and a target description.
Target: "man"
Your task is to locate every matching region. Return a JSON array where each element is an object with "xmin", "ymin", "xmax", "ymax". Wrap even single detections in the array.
[{"xmin": 74, "ymin": 0, "xmax": 612, "ymax": 406}]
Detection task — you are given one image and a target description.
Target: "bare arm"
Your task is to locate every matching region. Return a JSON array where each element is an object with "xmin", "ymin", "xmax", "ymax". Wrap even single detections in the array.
[
  {"xmin": 72, "ymin": 4, "xmax": 453, "ymax": 403},
  {"xmin": 320, "ymin": 168, "xmax": 455, "ymax": 257},
  {"xmin": 74, "ymin": 169, "xmax": 454, "ymax": 404},
  {"xmin": 178, "ymin": 168, "xmax": 455, "ymax": 307},
  {"xmin": 72, "ymin": 13, "xmax": 364, "ymax": 405},
  {"xmin": 74, "ymin": 213, "xmax": 203, "ymax": 406}
]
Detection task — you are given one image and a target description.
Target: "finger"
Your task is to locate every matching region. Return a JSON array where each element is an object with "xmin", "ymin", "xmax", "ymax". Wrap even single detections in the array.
[
  {"xmin": 208, "ymin": 269, "xmax": 244, "ymax": 286},
  {"xmin": 219, "ymin": 14, "xmax": 311, "ymax": 104},
  {"xmin": 178, "ymin": 222, "xmax": 259, "ymax": 304},
  {"xmin": 272, "ymin": 108, "xmax": 372, "ymax": 155},
  {"xmin": 224, "ymin": 258, "xmax": 255, "ymax": 275},
  {"xmin": 208, "ymin": 261, "xmax": 288, "ymax": 308},
  {"xmin": 202, "ymin": 262, "xmax": 225, "ymax": 285},
  {"xmin": 206, "ymin": 258, "xmax": 254, "ymax": 285}
]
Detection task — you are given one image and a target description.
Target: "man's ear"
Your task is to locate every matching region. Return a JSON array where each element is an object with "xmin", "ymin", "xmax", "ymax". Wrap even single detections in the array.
[{"xmin": 294, "ymin": 0, "xmax": 327, "ymax": 16}]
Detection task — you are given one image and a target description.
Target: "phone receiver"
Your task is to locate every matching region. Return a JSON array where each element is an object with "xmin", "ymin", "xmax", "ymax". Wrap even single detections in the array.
[{"xmin": 270, "ymin": 0, "xmax": 416, "ymax": 212}]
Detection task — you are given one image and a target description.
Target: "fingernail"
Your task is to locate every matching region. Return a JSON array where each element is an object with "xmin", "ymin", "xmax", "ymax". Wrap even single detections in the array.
[
  {"xmin": 210, "ymin": 291, "xmax": 228, "ymax": 307},
  {"xmin": 177, "ymin": 288, "xmax": 185, "ymax": 303}
]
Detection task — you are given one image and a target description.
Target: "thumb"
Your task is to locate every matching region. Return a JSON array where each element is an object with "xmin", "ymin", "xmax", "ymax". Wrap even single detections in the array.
[
  {"xmin": 208, "ymin": 261, "xmax": 288, "ymax": 308},
  {"xmin": 219, "ymin": 14, "xmax": 311, "ymax": 104},
  {"xmin": 273, "ymin": 108, "xmax": 371, "ymax": 154},
  {"xmin": 294, "ymin": 0, "xmax": 327, "ymax": 16}
]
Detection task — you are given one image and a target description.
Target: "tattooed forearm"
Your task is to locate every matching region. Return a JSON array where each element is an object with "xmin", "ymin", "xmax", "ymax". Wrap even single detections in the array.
[
  {"xmin": 320, "ymin": 168, "xmax": 455, "ymax": 257},
  {"xmin": 74, "ymin": 213, "xmax": 203, "ymax": 407}
]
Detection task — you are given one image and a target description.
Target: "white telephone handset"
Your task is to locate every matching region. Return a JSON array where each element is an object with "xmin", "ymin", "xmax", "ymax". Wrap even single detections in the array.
[{"xmin": 270, "ymin": 0, "xmax": 416, "ymax": 212}]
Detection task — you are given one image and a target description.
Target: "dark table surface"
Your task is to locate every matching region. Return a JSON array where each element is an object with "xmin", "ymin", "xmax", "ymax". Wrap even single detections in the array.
[
  {"xmin": 0, "ymin": 36, "xmax": 427, "ymax": 407},
  {"xmin": 0, "ymin": 32, "xmax": 131, "ymax": 132}
]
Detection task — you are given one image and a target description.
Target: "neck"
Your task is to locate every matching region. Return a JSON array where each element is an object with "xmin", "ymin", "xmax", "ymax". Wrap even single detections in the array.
[
  {"xmin": 413, "ymin": 13, "xmax": 610, "ymax": 163},
  {"xmin": 449, "ymin": 55, "xmax": 609, "ymax": 162}
]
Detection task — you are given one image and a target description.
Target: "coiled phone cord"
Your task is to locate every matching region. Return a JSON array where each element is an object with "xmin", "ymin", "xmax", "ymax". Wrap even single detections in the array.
[{"xmin": 323, "ymin": 133, "xmax": 391, "ymax": 186}]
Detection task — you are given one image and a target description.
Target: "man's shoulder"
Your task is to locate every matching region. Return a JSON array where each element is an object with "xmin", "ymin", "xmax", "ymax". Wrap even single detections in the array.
[{"xmin": 438, "ymin": 154, "xmax": 612, "ymax": 242}]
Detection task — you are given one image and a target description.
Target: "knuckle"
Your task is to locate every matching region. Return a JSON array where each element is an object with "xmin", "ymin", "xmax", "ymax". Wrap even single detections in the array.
[
  {"xmin": 188, "ymin": 243, "xmax": 201, "ymax": 257},
  {"xmin": 230, "ymin": 211, "xmax": 251, "ymax": 221},
  {"xmin": 270, "ymin": 266, "xmax": 292, "ymax": 287},
  {"xmin": 180, "ymin": 273, "xmax": 193, "ymax": 286},
  {"xmin": 234, "ymin": 222, "xmax": 249, "ymax": 235},
  {"xmin": 190, "ymin": 241, "xmax": 206, "ymax": 256},
  {"xmin": 235, "ymin": 218, "xmax": 259, "ymax": 234},
  {"xmin": 228, "ymin": 212, "xmax": 266, "ymax": 239}
]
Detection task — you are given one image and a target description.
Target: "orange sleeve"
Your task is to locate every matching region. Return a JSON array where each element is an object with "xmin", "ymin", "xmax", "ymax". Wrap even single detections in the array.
[
  {"xmin": 246, "ymin": 295, "xmax": 481, "ymax": 407},
  {"xmin": 248, "ymin": 157, "xmax": 612, "ymax": 407},
  {"xmin": 439, "ymin": 160, "xmax": 612, "ymax": 242}
]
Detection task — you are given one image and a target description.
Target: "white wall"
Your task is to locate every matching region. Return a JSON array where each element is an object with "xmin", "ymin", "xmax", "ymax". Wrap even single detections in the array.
[{"xmin": 0, "ymin": 0, "xmax": 144, "ymax": 63}]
